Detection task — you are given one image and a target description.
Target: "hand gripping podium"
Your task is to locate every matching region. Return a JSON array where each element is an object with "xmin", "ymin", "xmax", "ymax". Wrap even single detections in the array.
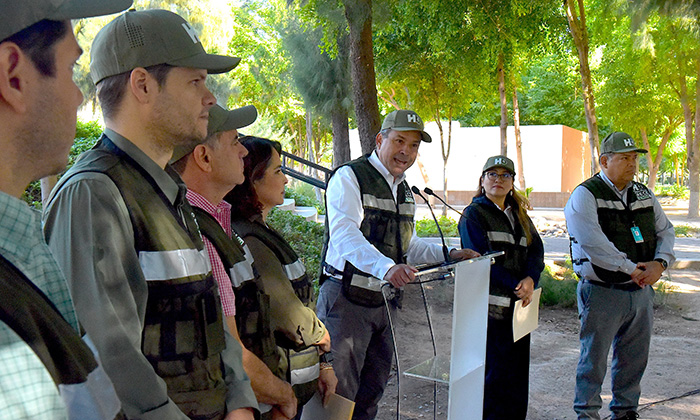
[{"xmin": 401, "ymin": 254, "xmax": 499, "ymax": 420}]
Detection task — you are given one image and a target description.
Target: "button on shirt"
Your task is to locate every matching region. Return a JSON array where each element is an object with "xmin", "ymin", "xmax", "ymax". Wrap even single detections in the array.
[
  {"xmin": 0, "ymin": 191, "xmax": 77, "ymax": 419},
  {"xmin": 324, "ymin": 151, "xmax": 445, "ymax": 281},
  {"xmin": 186, "ymin": 189, "xmax": 236, "ymax": 316},
  {"xmin": 565, "ymin": 171, "xmax": 675, "ymax": 282}
]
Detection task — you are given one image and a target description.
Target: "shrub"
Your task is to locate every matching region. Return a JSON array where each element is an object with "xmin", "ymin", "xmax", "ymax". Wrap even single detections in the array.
[
  {"xmin": 415, "ymin": 216, "xmax": 459, "ymax": 237},
  {"xmin": 267, "ymin": 207, "xmax": 325, "ymax": 290},
  {"xmin": 655, "ymin": 184, "xmax": 689, "ymax": 199},
  {"xmin": 539, "ymin": 264, "xmax": 578, "ymax": 308},
  {"xmin": 674, "ymin": 224, "xmax": 700, "ymax": 237},
  {"xmin": 285, "ymin": 182, "xmax": 325, "ymax": 215}
]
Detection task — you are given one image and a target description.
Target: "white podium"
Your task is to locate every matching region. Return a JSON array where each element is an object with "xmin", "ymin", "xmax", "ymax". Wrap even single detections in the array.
[{"xmin": 402, "ymin": 254, "xmax": 496, "ymax": 420}]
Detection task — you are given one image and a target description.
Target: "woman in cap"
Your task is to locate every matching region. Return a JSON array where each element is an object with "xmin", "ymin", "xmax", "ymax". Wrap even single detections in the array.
[
  {"xmin": 225, "ymin": 136, "xmax": 336, "ymax": 419},
  {"xmin": 458, "ymin": 155, "xmax": 544, "ymax": 420}
]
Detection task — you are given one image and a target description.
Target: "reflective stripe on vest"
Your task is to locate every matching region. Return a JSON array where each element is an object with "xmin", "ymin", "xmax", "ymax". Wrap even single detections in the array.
[
  {"xmin": 629, "ymin": 197, "xmax": 654, "ymax": 211},
  {"xmin": 289, "ymin": 347, "xmax": 320, "ymax": 386},
  {"xmin": 349, "ymin": 272, "xmax": 384, "ymax": 292},
  {"xmin": 282, "ymin": 259, "xmax": 307, "ymax": 281},
  {"xmin": 362, "ymin": 194, "xmax": 396, "ymax": 212},
  {"xmin": 139, "ymin": 249, "xmax": 211, "ymax": 281},
  {"xmin": 594, "ymin": 198, "xmax": 626, "ymax": 211},
  {"xmin": 229, "ymin": 245, "xmax": 256, "ymax": 287}
]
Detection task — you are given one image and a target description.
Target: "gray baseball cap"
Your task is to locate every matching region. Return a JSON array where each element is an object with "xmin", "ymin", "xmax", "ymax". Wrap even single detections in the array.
[
  {"xmin": 381, "ymin": 109, "xmax": 432, "ymax": 143},
  {"xmin": 90, "ymin": 9, "xmax": 240, "ymax": 84},
  {"xmin": 483, "ymin": 155, "xmax": 516, "ymax": 174},
  {"xmin": 171, "ymin": 104, "xmax": 258, "ymax": 163},
  {"xmin": 600, "ymin": 131, "xmax": 648, "ymax": 154},
  {"xmin": 1, "ymin": 0, "xmax": 133, "ymax": 41}
]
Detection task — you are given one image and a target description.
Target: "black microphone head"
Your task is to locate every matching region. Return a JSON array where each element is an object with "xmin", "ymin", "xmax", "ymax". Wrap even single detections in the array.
[
  {"xmin": 411, "ymin": 186, "xmax": 421, "ymax": 195},
  {"xmin": 424, "ymin": 187, "xmax": 434, "ymax": 195}
]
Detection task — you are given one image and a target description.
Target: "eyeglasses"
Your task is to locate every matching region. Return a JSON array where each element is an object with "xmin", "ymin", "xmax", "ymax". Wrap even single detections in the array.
[{"xmin": 485, "ymin": 171, "xmax": 513, "ymax": 181}]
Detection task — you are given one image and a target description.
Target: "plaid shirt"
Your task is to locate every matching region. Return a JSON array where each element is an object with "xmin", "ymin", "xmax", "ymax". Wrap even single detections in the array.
[
  {"xmin": 0, "ymin": 191, "xmax": 78, "ymax": 419},
  {"xmin": 186, "ymin": 190, "xmax": 236, "ymax": 316}
]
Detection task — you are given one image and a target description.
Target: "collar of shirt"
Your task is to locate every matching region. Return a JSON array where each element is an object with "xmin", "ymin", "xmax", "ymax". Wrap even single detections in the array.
[
  {"xmin": 368, "ymin": 151, "xmax": 406, "ymax": 199},
  {"xmin": 186, "ymin": 189, "xmax": 232, "ymax": 236},
  {"xmin": 104, "ymin": 128, "xmax": 183, "ymax": 206},
  {"xmin": 598, "ymin": 170, "xmax": 631, "ymax": 203},
  {"xmin": 0, "ymin": 191, "xmax": 39, "ymax": 260}
]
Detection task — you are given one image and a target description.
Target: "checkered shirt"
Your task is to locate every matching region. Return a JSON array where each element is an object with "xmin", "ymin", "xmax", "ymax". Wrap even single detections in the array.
[
  {"xmin": 187, "ymin": 190, "xmax": 236, "ymax": 316},
  {"xmin": 0, "ymin": 191, "xmax": 79, "ymax": 419}
]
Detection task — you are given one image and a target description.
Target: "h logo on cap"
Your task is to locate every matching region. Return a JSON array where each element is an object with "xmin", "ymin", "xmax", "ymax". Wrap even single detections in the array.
[
  {"xmin": 181, "ymin": 23, "xmax": 200, "ymax": 44},
  {"xmin": 623, "ymin": 138, "xmax": 634, "ymax": 147},
  {"xmin": 495, "ymin": 158, "xmax": 505, "ymax": 164},
  {"xmin": 407, "ymin": 113, "xmax": 418, "ymax": 123}
]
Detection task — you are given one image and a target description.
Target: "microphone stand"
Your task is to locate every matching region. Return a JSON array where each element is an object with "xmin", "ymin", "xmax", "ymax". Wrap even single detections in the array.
[
  {"xmin": 411, "ymin": 186, "xmax": 450, "ymax": 263},
  {"xmin": 410, "ymin": 185, "xmax": 447, "ymax": 420},
  {"xmin": 424, "ymin": 187, "xmax": 462, "ymax": 217}
]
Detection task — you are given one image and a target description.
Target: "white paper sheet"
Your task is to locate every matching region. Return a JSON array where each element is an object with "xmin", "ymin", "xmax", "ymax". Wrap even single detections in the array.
[{"xmin": 512, "ymin": 287, "xmax": 542, "ymax": 342}]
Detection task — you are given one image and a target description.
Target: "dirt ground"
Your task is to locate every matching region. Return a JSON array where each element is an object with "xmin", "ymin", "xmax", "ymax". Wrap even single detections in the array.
[{"xmin": 372, "ymin": 269, "xmax": 700, "ymax": 420}]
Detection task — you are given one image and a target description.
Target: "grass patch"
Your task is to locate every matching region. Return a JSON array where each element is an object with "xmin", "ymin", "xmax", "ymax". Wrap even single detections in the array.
[
  {"xmin": 674, "ymin": 224, "xmax": 700, "ymax": 237},
  {"xmin": 539, "ymin": 262, "xmax": 578, "ymax": 308}
]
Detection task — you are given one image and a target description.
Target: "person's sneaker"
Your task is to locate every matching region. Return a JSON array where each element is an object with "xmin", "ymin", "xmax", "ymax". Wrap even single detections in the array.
[{"xmin": 612, "ymin": 411, "xmax": 639, "ymax": 420}]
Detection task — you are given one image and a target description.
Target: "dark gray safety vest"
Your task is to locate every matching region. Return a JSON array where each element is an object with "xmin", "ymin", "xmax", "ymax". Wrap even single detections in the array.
[
  {"xmin": 192, "ymin": 207, "xmax": 279, "ymax": 373},
  {"xmin": 572, "ymin": 173, "xmax": 657, "ymax": 284},
  {"xmin": 0, "ymin": 256, "xmax": 121, "ymax": 420},
  {"xmin": 321, "ymin": 155, "xmax": 415, "ymax": 307},
  {"xmin": 58, "ymin": 136, "xmax": 228, "ymax": 419},
  {"xmin": 231, "ymin": 216, "xmax": 319, "ymax": 407},
  {"xmin": 468, "ymin": 200, "xmax": 530, "ymax": 297}
]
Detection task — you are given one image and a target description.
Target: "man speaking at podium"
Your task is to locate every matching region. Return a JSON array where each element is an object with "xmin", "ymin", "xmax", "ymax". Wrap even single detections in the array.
[{"xmin": 317, "ymin": 109, "xmax": 478, "ymax": 419}]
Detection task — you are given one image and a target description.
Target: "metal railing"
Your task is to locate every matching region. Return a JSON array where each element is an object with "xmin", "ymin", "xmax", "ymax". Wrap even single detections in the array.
[{"xmin": 280, "ymin": 151, "xmax": 332, "ymax": 190}]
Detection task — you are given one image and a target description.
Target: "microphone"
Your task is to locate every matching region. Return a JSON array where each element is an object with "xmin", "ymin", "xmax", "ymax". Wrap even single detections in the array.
[
  {"xmin": 411, "ymin": 186, "xmax": 450, "ymax": 263},
  {"xmin": 423, "ymin": 187, "xmax": 462, "ymax": 216}
]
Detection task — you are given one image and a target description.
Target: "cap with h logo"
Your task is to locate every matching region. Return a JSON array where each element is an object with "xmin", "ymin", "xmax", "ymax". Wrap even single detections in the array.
[
  {"xmin": 90, "ymin": 9, "xmax": 240, "ymax": 84},
  {"xmin": 483, "ymin": 155, "xmax": 516, "ymax": 174},
  {"xmin": 381, "ymin": 109, "xmax": 432, "ymax": 143},
  {"xmin": 600, "ymin": 132, "xmax": 648, "ymax": 154},
  {"xmin": 171, "ymin": 104, "xmax": 258, "ymax": 163},
  {"xmin": 1, "ymin": 0, "xmax": 133, "ymax": 41}
]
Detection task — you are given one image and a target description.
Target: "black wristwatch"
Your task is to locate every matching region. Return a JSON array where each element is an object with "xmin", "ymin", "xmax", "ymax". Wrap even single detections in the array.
[
  {"xmin": 319, "ymin": 352, "xmax": 334, "ymax": 364},
  {"xmin": 654, "ymin": 258, "xmax": 668, "ymax": 270}
]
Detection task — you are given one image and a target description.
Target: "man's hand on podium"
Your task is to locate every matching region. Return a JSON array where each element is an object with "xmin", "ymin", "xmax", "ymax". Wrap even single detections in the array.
[
  {"xmin": 384, "ymin": 264, "xmax": 418, "ymax": 287},
  {"xmin": 449, "ymin": 248, "xmax": 481, "ymax": 261}
]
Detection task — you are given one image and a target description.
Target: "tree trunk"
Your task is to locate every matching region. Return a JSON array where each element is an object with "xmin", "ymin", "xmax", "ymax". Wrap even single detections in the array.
[
  {"xmin": 331, "ymin": 107, "xmax": 350, "ymax": 168},
  {"xmin": 344, "ymin": 0, "xmax": 380, "ymax": 155},
  {"xmin": 513, "ymin": 86, "xmax": 526, "ymax": 190},
  {"xmin": 565, "ymin": 0, "xmax": 600, "ymax": 173},
  {"xmin": 498, "ymin": 52, "xmax": 508, "ymax": 155},
  {"xmin": 690, "ymin": 62, "xmax": 700, "ymax": 218}
]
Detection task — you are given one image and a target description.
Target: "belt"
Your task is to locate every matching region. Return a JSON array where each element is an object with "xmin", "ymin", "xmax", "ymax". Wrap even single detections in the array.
[{"xmin": 582, "ymin": 279, "xmax": 641, "ymax": 292}]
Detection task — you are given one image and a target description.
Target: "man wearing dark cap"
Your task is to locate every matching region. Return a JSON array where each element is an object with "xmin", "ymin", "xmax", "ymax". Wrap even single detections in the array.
[
  {"xmin": 565, "ymin": 132, "xmax": 675, "ymax": 420},
  {"xmin": 316, "ymin": 110, "xmax": 478, "ymax": 419},
  {"xmin": 43, "ymin": 10, "xmax": 257, "ymax": 420},
  {"xmin": 0, "ymin": 0, "xmax": 131, "ymax": 418}
]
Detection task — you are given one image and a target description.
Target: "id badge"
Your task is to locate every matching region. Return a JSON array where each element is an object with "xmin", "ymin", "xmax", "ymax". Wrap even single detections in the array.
[{"xmin": 631, "ymin": 226, "xmax": 644, "ymax": 243}]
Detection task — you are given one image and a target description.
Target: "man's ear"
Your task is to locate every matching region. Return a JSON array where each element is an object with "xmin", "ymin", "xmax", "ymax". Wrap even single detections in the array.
[
  {"xmin": 599, "ymin": 154, "xmax": 608, "ymax": 169},
  {"xmin": 375, "ymin": 132, "xmax": 383, "ymax": 150},
  {"xmin": 0, "ymin": 42, "xmax": 30, "ymax": 114},
  {"xmin": 191, "ymin": 144, "xmax": 212, "ymax": 172},
  {"xmin": 128, "ymin": 67, "xmax": 157, "ymax": 104}
]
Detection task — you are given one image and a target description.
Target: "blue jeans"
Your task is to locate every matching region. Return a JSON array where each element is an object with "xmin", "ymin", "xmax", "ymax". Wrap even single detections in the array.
[
  {"xmin": 573, "ymin": 281, "xmax": 654, "ymax": 419},
  {"xmin": 316, "ymin": 279, "xmax": 395, "ymax": 420}
]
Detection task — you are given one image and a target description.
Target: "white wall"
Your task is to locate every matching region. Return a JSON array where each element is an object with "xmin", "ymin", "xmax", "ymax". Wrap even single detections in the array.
[{"xmin": 349, "ymin": 123, "xmax": 570, "ymax": 193}]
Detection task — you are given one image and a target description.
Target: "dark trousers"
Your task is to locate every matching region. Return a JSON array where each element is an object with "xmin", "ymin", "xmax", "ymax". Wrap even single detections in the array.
[
  {"xmin": 317, "ymin": 279, "xmax": 395, "ymax": 420},
  {"xmin": 483, "ymin": 316, "xmax": 530, "ymax": 420}
]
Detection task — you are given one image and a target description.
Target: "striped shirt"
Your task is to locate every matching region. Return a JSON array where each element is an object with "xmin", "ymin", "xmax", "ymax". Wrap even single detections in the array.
[
  {"xmin": 0, "ymin": 191, "xmax": 77, "ymax": 419},
  {"xmin": 186, "ymin": 190, "xmax": 236, "ymax": 316}
]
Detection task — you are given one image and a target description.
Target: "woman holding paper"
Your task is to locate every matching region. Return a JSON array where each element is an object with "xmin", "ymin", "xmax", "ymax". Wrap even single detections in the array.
[{"xmin": 458, "ymin": 155, "xmax": 544, "ymax": 420}]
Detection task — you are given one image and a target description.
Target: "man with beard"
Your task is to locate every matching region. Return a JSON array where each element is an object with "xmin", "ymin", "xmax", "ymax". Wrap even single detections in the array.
[{"xmin": 43, "ymin": 9, "xmax": 258, "ymax": 420}]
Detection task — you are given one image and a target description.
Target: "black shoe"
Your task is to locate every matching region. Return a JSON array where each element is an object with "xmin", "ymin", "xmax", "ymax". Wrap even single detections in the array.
[{"xmin": 612, "ymin": 411, "xmax": 639, "ymax": 420}]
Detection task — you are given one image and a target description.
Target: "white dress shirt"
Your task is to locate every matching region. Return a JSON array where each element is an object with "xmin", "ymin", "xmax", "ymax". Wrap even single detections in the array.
[{"xmin": 324, "ymin": 152, "xmax": 445, "ymax": 281}]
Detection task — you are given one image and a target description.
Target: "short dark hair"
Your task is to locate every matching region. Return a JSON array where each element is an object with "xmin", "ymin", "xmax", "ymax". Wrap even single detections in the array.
[
  {"xmin": 3, "ymin": 20, "xmax": 69, "ymax": 77},
  {"xmin": 225, "ymin": 136, "xmax": 283, "ymax": 220},
  {"xmin": 96, "ymin": 64, "xmax": 174, "ymax": 120}
]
